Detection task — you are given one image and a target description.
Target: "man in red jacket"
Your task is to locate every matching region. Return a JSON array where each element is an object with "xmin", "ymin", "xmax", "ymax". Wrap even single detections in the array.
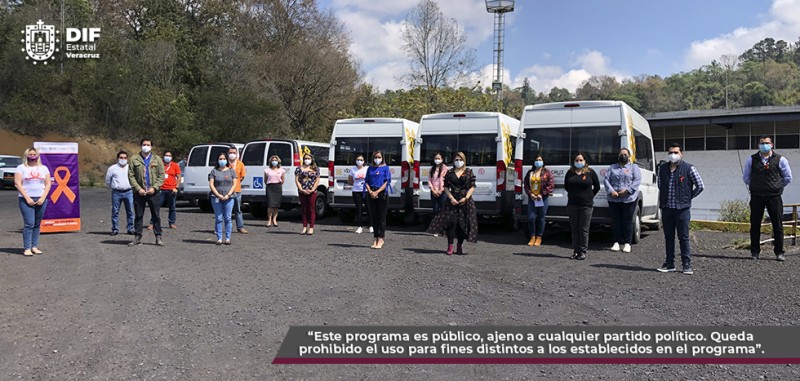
[{"xmin": 150, "ymin": 150, "xmax": 181, "ymax": 229}]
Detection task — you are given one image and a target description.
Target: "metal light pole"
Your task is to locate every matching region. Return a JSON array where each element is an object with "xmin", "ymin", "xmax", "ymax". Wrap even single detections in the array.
[{"xmin": 485, "ymin": 0, "xmax": 514, "ymax": 112}]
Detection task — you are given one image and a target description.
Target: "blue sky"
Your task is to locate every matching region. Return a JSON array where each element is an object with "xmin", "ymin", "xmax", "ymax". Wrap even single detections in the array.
[{"xmin": 320, "ymin": 0, "xmax": 800, "ymax": 92}]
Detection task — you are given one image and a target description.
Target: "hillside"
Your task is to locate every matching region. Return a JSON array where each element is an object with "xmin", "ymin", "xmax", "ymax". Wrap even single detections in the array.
[{"xmin": 0, "ymin": 129, "xmax": 139, "ymax": 187}]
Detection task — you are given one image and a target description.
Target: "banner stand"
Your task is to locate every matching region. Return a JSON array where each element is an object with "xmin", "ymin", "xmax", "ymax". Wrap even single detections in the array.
[{"xmin": 34, "ymin": 142, "xmax": 81, "ymax": 233}]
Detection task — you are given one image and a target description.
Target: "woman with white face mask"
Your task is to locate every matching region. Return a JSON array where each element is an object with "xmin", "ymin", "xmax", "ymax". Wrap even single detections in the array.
[
  {"xmin": 364, "ymin": 151, "xmax": 391, "ymax": 249},
  {"xmin": 348, "ymin": 155, "xmax": 372, "ymax": 234},
  {"xmin": 426, "ymin": 151, "xmax": 478, "ymax": 255},
  {"xmin": 294, "ymin": 153, "xmax": 320, "ymax": 235},
  {"xmin": 564, "ymin": 152, "xmax": 601, "ymax": 260},
  {"xmin": 428, "ymin": 152, "xmax": 448, "ymax": 216},
  {"xmin": 264, "ymin": 155, "xmax": 286, "ymax": 228}
]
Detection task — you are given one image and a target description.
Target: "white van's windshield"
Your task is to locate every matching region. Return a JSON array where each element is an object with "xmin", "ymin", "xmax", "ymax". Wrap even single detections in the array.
[
  {"xmin": 523, "ymin": 126, "xmax": 620, "ymax": 166},
  {"xmin": 421, "ymin": 134, "xmax": 497, "ymax": 166},
  {"xmin": 335, "ymin": 137, "xmax": 401, "ymax": 166}
]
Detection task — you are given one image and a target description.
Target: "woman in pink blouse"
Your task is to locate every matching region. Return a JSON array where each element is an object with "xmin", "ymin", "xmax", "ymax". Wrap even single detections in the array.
[
  {"xmin": 429, "ymin": 152, "xmax": 448, "ymax": 216},
  {"xmin": 264, "ymin": 155, "xmax": 286, "ymax": 228}
]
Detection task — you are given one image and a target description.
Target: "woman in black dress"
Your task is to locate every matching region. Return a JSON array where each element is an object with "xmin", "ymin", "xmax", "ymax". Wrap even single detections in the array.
[{"xmin": 426, "ymin": 152, "xmax": 478, "ymax": 255}]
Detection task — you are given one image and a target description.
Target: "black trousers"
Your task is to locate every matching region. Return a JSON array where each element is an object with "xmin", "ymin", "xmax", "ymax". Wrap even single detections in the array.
[
  {"xmin": 352, "ymin": 191, "xmax": 371, "ymax": 227},
  {"xmin": 750, "ymin": 194, "xmax": 785, "ymax": 255},
  {"xmin": 366, "ymin": 191, "xmax": 388, "ymax": 238},
  {"xmin": 134, "ymin": 192, "xmax": 162, "ymax": 237},
  {"xmin": 446, "ymin": 224, "xmax": 467, "ymax": 245}
]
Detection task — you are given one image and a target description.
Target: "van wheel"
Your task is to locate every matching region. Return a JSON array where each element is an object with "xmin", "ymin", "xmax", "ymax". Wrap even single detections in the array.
[
  {"xmin": 249, "ymin": 202, "xmax": 267, "ymax": 218},
  {"xmin": 198, "ymin": 200, "xmax": 213, "ymax": 213},
  {"xmin": 403, "ymin": 212, "xmax": 420, "ymax": 225},
  {"xmin": 632, "ymin": 204, "xmax": 642, "ymax": 244},
  {"xmin": 647, "ymin": 209, "xmax": 662, "ymax": 231},
  {"xmin": 338, "ymin": 209, "xmax": 355, "ymax": 224},
  {"xmin": 315, "ymin": 191, "xmax": 328, "ymax": 218}
]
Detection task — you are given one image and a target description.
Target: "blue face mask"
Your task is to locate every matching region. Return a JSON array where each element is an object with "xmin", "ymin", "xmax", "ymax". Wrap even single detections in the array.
[
  {"xmin": 164, "ymin": 156, "xmax": 172, "ymax": 163},
  {"xmin": 218, "ymin": 160, "xmax": 228, "ymax": 167},
  {"xmin": 574, "ymin": 162, "xmax": 585, "ymax": 169},
  {"xmin": 534, "ymin": 160, "xmax": 544, "ymax": 168},
  {"xmin": 759, "ymin": 143, "xmax": 771, "ymax": 153}
]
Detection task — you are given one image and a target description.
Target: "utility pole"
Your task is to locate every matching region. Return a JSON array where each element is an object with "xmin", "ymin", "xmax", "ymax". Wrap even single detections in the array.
[{"xmin": 485, "ymin": 1, "xmax": 515, "ymax": 112}]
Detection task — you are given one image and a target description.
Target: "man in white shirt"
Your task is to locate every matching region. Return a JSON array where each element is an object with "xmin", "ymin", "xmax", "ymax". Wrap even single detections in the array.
[{"xmin": 105, "ymin": 150, "xmax": 134, "ymax": 236}]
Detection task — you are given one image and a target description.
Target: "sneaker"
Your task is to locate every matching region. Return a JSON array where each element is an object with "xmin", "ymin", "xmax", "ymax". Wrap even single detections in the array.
[
  {"xmin": 369, "ymin": 226, "xmax": 374, "ymax": 233},
  {"xmin": 570, "ymin": 252, "xmax": 579, "ymax": 260},
  {"xmin": 127, "ymin": 230, "xmax": 135, "ymax": 235},
  {"xmin": 128, "ymin": 236, "xmax": 143, "ymax": 247},
  {"xmin": 622, "ymin": 243, "xmax": 631, "ymax": 253},
  {"xmin": 238, "ymin": 228, "xmax": 249, "ymax": 234},
  {"xmin": 216, "ymin": 240, "xmax": 222, "ymax": 245},
  {"xmin": 777, "ymin": 254, "xmax": 786, "ymax": 262},
  {"xmin": 355, "ymin": 227, "xmax": 363, "ymax": 234},
  {"xmin": 224, "ymin": 240, "xmax": 231, "ymax": 245},
  {"xmin": 682, "ymin": 266, "xmax": 694, "ymax": 275},
  {"xmin": 155, "ymin": 236, "xmax": 164, "ymax": 246},
  {"xmin": 656, "ymin": 264, "xmax": 676, "ymax": 273},
  {"xmin": 111, "ymin": 231, "xmax": 119, "ymax": 236},
  {"xmin": 610, "ymin": 242, "xmax": 620, "ymax": 251},
  {"xmin": 751, "ymin": 253, "xmax": 759, "ymax": 260},
  {"xmin": 576, "ymin": 252, "xmax": 586, "ymax": 260}
]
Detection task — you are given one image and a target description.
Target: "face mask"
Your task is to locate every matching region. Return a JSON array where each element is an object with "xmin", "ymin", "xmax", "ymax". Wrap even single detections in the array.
[
  {"xmin": 164, "ymin": 156, "xmax": 172, "ymax": 163},
  {"xmin": 142, "ymin": 145, "xmax": 151, "ymax": 154},
  {"xmin": 668, "ymin": 153, "xmax": 681, "ymax": 163},
  {"xmin": 218, "ymin": 160, "xmax": 228, "ymax": 167},
  {"xmin": 454, "ymin": 160, "xmax": 464, "ymax": 168},
  {"xmin": 534, "ymin": 160, "xmax": 543, "ymax": 168},
  {"xmin": 271, "ymin": 160, "xmax": 279, "ymax": 167},
  {"xmin": 228, "ymin": 153, "xmax": 237, "ymax": 160},
  {"xmin": 374, "ymin": 158, "xmax": 382, "ymax": 165},
  {"xmin": 434, "ymin": 159, "xmax": 442, "ymax": 165},
  {"xmin": 27, "ymin": 155, "xmax": 38, "ymax": 161},
  {"xmin": 618, "ymin": 155, "xmax": 629, "ymax": 163},
  {"xmin": 759, "ymin": 143, "xmax": 771, "ymax": 153},
  {"xmin": 574, "ymin": 162, "xmax": 585, "ymax": 169},
  {"xmin": 304, "ymin": 159, "xmax": 312, "ymax": 165},
  {"xmin": 356, "ymin": 160, "xmax": 364, "ymax": 166},
  {"xmin": 118, "ymin": 159, "xmax": 128, "ymax": 166}
]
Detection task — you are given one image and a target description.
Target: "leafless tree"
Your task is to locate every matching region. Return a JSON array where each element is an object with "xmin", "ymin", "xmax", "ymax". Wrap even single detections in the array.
[{"xmin": 400, "ymin": 0, "xmax": 476, "ymax": 91}]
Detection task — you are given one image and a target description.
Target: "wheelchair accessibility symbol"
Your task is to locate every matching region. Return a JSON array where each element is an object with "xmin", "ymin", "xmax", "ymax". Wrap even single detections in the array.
[{"xmin": 253, "ymin": 177, "xmax": 264, "ymax": 189}]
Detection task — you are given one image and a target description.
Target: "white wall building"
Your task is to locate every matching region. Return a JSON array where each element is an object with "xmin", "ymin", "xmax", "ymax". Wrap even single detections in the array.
[{"xmin": 647, "ymin": 106, "xmax": 800, "ymax": 221}]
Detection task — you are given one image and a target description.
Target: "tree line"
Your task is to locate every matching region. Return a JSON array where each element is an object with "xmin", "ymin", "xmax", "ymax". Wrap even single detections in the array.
[{"xmin": 2, "ymin": 1, "xmax": 800, "ymax": 156}]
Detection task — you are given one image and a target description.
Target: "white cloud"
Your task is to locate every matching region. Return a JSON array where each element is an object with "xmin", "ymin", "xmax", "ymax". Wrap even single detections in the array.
[
  {"xmin": 684, "ymin": 0, "xmax": 800, "ymax": 68},
  {"xmin": 332, "ymin": 0, "xmax": 496, "ymax": 90},
  {"xmin": 501, "ymin": 50, "xmax": 624, "ymax": 93}
]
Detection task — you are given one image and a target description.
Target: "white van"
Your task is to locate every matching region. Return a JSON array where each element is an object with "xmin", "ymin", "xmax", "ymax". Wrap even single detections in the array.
[
  {"xmin": 239, "ymin": 139, "xmax": 330, "ymax": 218},
  {"xmin": 183, "ymin": 143, "xmax": 242, "ymax": 211},
  {"xmin": 327, "ymin": 118, "xmax": 420, "ymax": 223},
  {"xmin": 514, "ymin": 100, "xmax": 660, "ymax": 243},
  {"xmin": 417, "ymin": 112, "xmax": 520, "ymax": 227}
]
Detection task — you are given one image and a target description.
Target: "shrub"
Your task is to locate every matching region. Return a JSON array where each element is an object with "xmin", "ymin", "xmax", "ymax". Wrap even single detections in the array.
[{"xmin": 718, "ymin": 199, "xmax": 750, "ymax": 223}]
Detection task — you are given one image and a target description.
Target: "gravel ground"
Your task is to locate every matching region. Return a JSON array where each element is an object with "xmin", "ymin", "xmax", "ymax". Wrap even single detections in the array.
[{"xmin": 1, "ymin": 188, "xmax": 799, "ymax": 380}]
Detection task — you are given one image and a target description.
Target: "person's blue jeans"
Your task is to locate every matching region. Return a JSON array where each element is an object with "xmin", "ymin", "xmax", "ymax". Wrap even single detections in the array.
[
  {"xmin": 19, "ymin": 197, "xmax": 47, "ymax": 250},
  {"xmin": 527, "ymin": 196, "xmax": 549, "ymax": 237},
  {"xmin": 662, "ymin": 207, "xmax": 691, "ymax": 267},
  {"xmin": 161, "ymin": 190, "xmax": 177, "ymax": 225},
  {"xmin": 232, "ymin": 193, "xmax": 244, "ymax": 230},
  {"xmin": 431, "ymin": 193, "xmax": 445, "ymax": 215},
  {"xmin": 111, "ymin": 189, "xmax": 134, "ymax": 233},
  {"xmin": 212, "ymin": 197, "xmax": 235, "ymax": 241}
]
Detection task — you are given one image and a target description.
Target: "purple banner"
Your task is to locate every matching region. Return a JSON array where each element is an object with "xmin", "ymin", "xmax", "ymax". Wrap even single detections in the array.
[{"xmin": 35, "ymin": 142, "xmax": 80, "ymax": 232}]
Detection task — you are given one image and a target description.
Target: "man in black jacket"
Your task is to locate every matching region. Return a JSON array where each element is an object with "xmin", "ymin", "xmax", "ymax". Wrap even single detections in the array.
[{"xmin": 743, "ymin": 135, "xmax": 793, "ymax": 261}]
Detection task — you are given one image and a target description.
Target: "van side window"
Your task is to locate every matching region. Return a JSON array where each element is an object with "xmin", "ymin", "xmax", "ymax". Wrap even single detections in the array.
[
  {"xmin": 209, "ymin": 146, "xmax": 230, "ymax": 166},
  {"xmin": 242, "ymin": 143, "xmax": 266, "ymax": 166},
  {"xmin": 335, "ymin": 138, "xmax": 369, "ymax": 164},
  {"xmin": 188, "ymin": 146, "xmax": 208, "ymax": 167},
  {"xmin": 523, "ymin": 129, "xmax": 570, "ymax": 165},
  {"xmin": 268, "ymin": 143, "xmax": 292, "ymax": 165},
  {"xmin": 459, "ymin": 134, "xmax": 496, "ymax": 166},
  {"xmin": 633, "ymin": 130, "xmax": 654, "ymax": 171},
  {"xmin": 308, "ymin": 146, "xmax": 329, "ymax": 167},
  {"xmin": 572, "ymin": 126, "xmax": 619, "ymax": 165},
  {"xmin": 369, "ymin": 137, "xmax": 401, "ymax": 166}
]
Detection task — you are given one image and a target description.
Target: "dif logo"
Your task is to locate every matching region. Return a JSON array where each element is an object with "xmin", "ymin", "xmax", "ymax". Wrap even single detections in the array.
[{"xmin": 22, "ymin": 20, "xmax": 101, "ymax": 65}]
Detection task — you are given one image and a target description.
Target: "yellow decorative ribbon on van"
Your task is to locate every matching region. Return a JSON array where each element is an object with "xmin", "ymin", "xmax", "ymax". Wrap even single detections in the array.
[
  {"xmin": 501, "ymin": 122, "xmax": 512, "ymax": 165},
  {"xmin": 406, "ymin": 127, "xmax": 416, "ymax": 164},
  {"xmin": 626, "ymin": 115, "xmax": 637, "ymax": 163}
]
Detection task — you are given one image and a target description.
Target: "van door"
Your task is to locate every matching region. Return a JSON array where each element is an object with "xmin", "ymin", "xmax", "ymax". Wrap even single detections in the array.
[
  {"xmin": 183, "ymin": 145, "xmax": 210, "ymax": 198},
  {"xmin": 268, "ymin": 141, "xmax": 295, "ymax": 199},
  {"xmin": 632, "ymin": 129, "xmax": 659, "ymax": 220},
  {"xmin": 241, "ymin": 141, "xmax": 267, "ymax": 197}
]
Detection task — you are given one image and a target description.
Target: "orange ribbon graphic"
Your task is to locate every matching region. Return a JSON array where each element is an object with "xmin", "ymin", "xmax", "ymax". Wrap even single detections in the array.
[{"xmin": 50, "ymin": 166, "xmax": 76, "ymax": 203}]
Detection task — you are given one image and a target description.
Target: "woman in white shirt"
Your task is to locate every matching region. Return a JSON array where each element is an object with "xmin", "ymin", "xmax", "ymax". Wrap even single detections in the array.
[
  {"xmin": 347, "ymin": 155, "xmax": 371, "ymax": 234},
  {"xmin": 14, "ymin": 147, "xmax": 52, "ymax": 256}
]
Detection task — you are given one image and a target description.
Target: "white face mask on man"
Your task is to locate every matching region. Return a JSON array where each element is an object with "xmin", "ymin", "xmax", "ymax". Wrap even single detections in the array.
[{"xmin": 229, "ymin": 153, "xmax": 237, "ymax": 161}]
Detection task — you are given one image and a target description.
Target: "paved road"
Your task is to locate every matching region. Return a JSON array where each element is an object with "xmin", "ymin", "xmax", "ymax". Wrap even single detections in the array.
[{"xmin": 1, "ymin": 189, "xmax": 798, "ymax": 380}]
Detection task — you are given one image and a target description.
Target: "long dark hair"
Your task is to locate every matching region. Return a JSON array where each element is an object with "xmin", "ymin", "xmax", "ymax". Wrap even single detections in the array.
[
  {"xmin": 429, "ymin": 152, "xmax": 444, "ymax": 177},
  {"xmin": 302, "ymin": 153, "xmax": 318, "ymax": 171}
]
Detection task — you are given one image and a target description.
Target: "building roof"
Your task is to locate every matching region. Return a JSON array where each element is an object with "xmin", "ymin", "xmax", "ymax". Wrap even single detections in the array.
[{"xmin": 645, "ymin": 105, "xmax": 800, "ymax": 126}]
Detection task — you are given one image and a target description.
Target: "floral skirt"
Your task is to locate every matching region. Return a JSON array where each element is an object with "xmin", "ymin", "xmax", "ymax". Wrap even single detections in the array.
[{"xmin": 426, "ymin": 199, "xmax": 478, "ymax": 243}]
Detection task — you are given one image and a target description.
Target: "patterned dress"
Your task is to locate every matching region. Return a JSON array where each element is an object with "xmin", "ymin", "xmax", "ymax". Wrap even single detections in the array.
[{"xmin": 426, "ymin": 168, "xmax": 479, "ymax": 243}]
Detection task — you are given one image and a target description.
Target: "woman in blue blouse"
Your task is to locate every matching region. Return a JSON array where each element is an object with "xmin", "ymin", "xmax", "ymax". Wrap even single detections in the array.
[
  {"xmin": 604, "ymin": 148, "xmax": 642, "ymax": 253},
  {"xmin": 365, "ymin": 150, "xmax": 391, "ymax": 249}
]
